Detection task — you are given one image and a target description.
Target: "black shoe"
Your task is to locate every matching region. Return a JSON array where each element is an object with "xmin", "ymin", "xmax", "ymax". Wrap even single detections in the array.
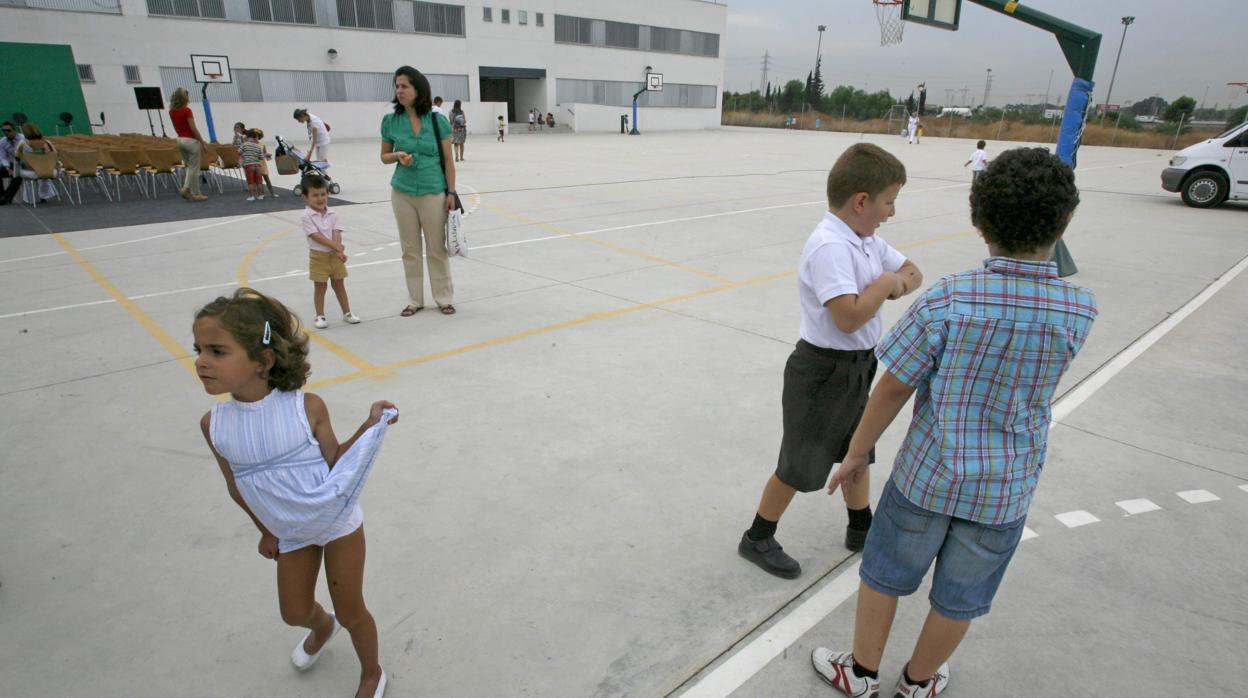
[
  {"xmin": 738, "ymin": 531, "xmax": 801, "ymax": 579},
  {"xmin": 845, "ymin": 524, "xmax": 870, "ymax": 553}
]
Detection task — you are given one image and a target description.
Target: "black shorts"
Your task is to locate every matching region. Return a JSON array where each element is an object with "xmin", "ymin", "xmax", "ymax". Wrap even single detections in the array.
[{"xmin": 775, "ymin": 340, "xmax": 877, "ymax": 492}]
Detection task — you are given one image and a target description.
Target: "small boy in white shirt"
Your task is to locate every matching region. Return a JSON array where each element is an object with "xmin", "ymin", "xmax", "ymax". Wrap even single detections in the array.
[
  {"xmin": 300, "ymin": 173, "xmax": 360, "ymax": 329},
  {"xmin": 739, "ymin": 143, "xmax": 923, "ymax": 579},
  {"xmin": 965, "ymin": 140, "xmax": 989, "ymax": 181}
]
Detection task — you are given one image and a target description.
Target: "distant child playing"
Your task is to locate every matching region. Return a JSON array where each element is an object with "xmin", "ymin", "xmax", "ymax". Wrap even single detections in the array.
[
  {"xmin": 300, "ymin": 173, "xmax": 361, "ymax": 329},
  {"xmin": 739, "ymin": 143, "xmax": 923, "ymax": 580},
  {"xmin": 497, "ymin": 115, "xmax": 506, "ymax": 142},
  {"xmin": 965, "ymin": 140, "xmax": 989, "ymax": 182},
  {"xmin": 811, "ymin": 148, "xmax": 1098, "ymax": 697},
  {"xmin": 239, "ymin": 129, "xmax": 266, "ymax": 201},
  {"xmin": 194, "ymin": 287, "xmax": 399, "ymax": 698}
]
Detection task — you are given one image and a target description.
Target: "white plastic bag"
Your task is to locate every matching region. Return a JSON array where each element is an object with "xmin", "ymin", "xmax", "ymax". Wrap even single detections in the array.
[{"xmin": 445, "ymin": 209, "xmax": 468, "ymax": 257}]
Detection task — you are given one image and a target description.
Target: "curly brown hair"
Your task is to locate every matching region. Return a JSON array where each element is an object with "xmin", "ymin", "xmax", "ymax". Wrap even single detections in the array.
[
  {"xmin": 195, "ymin": 288, "xmax": 310, "ymax": 390},
  {"xmin": 970, "ymin": 148, "xmax": 1079, "ymax": 254}
]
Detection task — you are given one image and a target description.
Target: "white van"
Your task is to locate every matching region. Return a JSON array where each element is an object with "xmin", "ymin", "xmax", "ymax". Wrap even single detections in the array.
[{"xmin": 1160, "ymin": 121, "xmax": 1248, "ymax": 207}]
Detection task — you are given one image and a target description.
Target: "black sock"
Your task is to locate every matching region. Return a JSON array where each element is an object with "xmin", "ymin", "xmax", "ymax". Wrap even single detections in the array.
[
  {"xmin": 903, "ymin": 665, "xmax": 930, "ymax": 687},
  {"xmin": 852, "ymin": 660, "xmax": 878, "ymax": 680},
  {"xmin": 847, "ymin": 505, "xmax": 873, "ymax": 530},
  {"xmin": 747, "ymin": 513, "xmax": 778, "ymax": 541}
]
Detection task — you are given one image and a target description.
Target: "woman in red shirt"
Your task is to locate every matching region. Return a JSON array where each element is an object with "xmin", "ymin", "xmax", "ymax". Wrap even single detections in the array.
[{"xmin": 169, "ymin": 87, "xmax": 208, "ymax": 201}]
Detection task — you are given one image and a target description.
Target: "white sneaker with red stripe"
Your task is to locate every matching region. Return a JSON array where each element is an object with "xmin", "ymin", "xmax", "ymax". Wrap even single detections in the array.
[
  {"xmin": 811, "ymin": 648, "xmax": 880, "ymax": 697},
  {"xmin": 893, "ymin": 662, "xmax": 950, "ymax": 697}
]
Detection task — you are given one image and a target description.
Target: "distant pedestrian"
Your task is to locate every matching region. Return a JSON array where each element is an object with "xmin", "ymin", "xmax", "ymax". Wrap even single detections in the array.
[
  {"xmin": 450, "ymin": 99, "xmax": 467, "ymax": 162},
  {"xmin": 964, "ymin": 140, "xmax": 989, "ymax": 182}
]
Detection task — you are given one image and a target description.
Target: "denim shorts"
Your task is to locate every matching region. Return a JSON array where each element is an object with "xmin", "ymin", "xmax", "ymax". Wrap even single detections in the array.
[{"xmin": 860, "ymin": 479, "xmax": 1026, "ymax": 620}]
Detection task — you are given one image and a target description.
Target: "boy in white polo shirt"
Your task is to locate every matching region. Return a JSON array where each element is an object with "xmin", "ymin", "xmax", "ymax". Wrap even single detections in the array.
[
  {"xmin": 300, "ymin": 173, "xmax": 360, "ymax": 329},
  {"xmin": 740, "ymin": 143, "xmax": 923, "ymax": 579}
]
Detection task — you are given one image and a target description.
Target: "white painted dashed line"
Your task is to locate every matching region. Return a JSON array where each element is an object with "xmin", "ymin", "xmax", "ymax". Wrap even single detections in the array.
[
  {"xmin": 1239, "ymin": 485, "xmax": 1248, "ymax": 494},
  {"xmin": 1116, "ymin": 499, "xmax": 1162, "ymax": 516},
  {"xmin": 372, "ymin": 247, "xmax": 385, "ymax": 252},
  {"xmin": 388, "ymin": 241, "xmax": 400, "ymax": 246},
  {"xmin": 353, "ymin": 252, "xmax": 366, "ymax": 257},
  {"xmin": 1021, "ymin": 527, "xmax": 1039, "ymax": 542},
  {"xmin": 1054, "ymin": 511, "xmax": 1100, "ymax": 528},
  {"xmin": 286, "ymin": 269, "xmax": 301, "ymax": 274},
  {"xmin": 0, "ymin": 215, "xmax": 263, "ymax": 265},
  {"xmin": 1177, "ymin": 490, "xmax": 1220, "ymax": 504}
]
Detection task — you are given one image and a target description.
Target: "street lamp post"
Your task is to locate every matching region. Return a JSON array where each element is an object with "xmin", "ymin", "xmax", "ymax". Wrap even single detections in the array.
[{"xmin": 1100, "ymin": 16, "xmax": 1135, "ymax": 124}]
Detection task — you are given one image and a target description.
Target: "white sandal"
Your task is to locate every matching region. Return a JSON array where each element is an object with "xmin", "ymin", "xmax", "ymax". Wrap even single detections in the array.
[
  {"xmin": 290, "ymin": 613, "xmax": 341, "ymax": 671},
  {"xmin": 374, "ymin": 670, "xmax": 387, "ymax": 697}
]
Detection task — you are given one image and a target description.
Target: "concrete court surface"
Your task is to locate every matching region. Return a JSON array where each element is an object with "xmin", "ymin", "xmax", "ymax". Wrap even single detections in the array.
[{"xmin": 0, "ymin": 126, "xmax": 1245, "ymax": 697}]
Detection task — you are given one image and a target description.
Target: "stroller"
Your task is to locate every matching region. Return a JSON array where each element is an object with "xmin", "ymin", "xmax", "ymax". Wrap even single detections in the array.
[{"xmin": 274, "ymin": 136, "xmax": 340, "ymax": 195}]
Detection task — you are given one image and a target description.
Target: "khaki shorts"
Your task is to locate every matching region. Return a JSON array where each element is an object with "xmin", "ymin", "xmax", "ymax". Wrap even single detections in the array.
[{"xmin": 308, "ymin": 249, "xmax": 348, "ymax": 282}]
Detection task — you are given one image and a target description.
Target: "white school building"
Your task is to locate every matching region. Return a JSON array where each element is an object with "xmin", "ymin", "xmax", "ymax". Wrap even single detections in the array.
[{"xmin": 0, "ymin": 0, "xmax": 726, "ymax": 139}]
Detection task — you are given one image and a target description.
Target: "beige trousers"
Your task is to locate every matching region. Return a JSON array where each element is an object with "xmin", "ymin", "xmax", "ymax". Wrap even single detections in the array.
[
  {"xmin": 391, "ymin": 190, "xmax": 453, "ymax": 308},
  {"xmin": 176, "ymin": 137, "xmax": 202, "ymax": 195}
]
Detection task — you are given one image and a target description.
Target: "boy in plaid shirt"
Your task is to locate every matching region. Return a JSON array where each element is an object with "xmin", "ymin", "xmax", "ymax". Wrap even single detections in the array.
[{"xmin": 811, "ymin": 148, "xmax": 1098, "ymax": 697}]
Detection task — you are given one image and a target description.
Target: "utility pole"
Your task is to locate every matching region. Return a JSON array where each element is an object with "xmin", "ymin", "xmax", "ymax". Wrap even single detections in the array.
[
  {"xmin": 960, "ymin": 86, "xmax": 970, "ymax": 106},
  {"xmin": 1042, "ymin": 67, "xmax": 1053, "ymax": 109},
  {"xmin": 760, "ymin": 51, "xmax": 771, "ymax": 100},
  {"xmin": 1100, "ymin": 15, "xmax": 1135, "ymax": 124},
  {"xmin": 982, "ymin": 68, "xmax": 993, "ymax": 108},
  {"xmin": 944, "ymin": 88, "xmax": 954, "ymax": 107}
]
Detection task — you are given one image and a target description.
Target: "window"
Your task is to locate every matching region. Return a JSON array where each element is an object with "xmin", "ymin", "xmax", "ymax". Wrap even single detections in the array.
[
  {"xmin": 554, "ymin": 14, "xmax": 719, "ymax": 57},
  {"xmin": 161, "ymin": 66, "xmax": 469, "ymax": 104},
  {"xmin": 535, "ymin": 12, "xmax": 542, "ymax": 26},
  {"xmin": 413, "ymin": 1, "xmax": 464, "ymax": 35},
  {"xmin": 337, "ymin": 0, "xmax": 393, "ymax": 29},
  {"xmin": 147, "ymin": 0, "xmax": 225, "ymax": 18},
  {"xmin": 124, "ymin": 65, "xmax": 142, "ymax": 83},
  {"xmin": 77, "ymin": 64, "xmax": 95, "ymax": 83},
  {"xmin": 518, "ymin": 10, "xmax": 526, "ymax": 25},
  {"xmin": 6, "ymin": 0, "xmax": 121, "ymax": 13},
  {"xmin": 483, "ymin": 6, "xmax": 491, "ymax": 21},
  {"xmin": 500, "ymin": 8, "xmax": 508, "ymax": 23},
  {"xmin": 248, "ymin": 0, "xmax": 315, "ymax": 24},
  {"xmin": 556, "ymin": 78, "xmax": 717, "ymax": 108}
]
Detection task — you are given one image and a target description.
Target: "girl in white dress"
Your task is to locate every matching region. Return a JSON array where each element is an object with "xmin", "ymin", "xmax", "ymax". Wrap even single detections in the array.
[{"xmin": 194, "ymin": 288, "xmax": 396, "ymax": 698}]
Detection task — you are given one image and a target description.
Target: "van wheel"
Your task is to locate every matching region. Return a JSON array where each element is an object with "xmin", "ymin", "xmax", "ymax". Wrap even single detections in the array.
[
  {"xmin": 293, "ymin": 185, "xmax": 302, "ymax": 196},
  {"xmin": 1181, "ymin": 171, "xmax": 1228, "ymax": 208},
  {"xmin": 329, "ymin": 183, "xmax": 341, "ymax": 195}
]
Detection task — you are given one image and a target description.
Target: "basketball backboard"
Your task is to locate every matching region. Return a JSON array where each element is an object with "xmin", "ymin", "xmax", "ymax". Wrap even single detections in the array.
[
  {"xmin": 646, "ymin": 72, "xmax": 664, "ymax": 92},
  {"xmin": 191, "ymin": 54, "xmax": 233, "ymax": 84},
  {"xmin": 903, "ymin": 0, "xmax": 961, "ymax": 31}
]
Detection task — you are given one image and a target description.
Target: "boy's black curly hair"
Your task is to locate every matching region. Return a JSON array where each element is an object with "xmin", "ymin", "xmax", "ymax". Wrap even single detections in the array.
[{"xmin": 970, "ymin": 148, "xmax": 1079, "ymax": 254}]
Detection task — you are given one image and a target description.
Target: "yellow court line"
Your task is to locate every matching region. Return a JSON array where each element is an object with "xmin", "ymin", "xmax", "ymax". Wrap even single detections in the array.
[
  {"xmin": 52, "ymin": 233, "xmax": 198, "ymax": 379},
  {"xmin": 302, "ymin": 228, "xmax": 983, "ymax": 392},
  {"xmin": 305, "ymin": 269, "xmax": 794, "ymax": 390},
  {"xmin": 481, "ymin": 203, "xmax": 735, "ymax": 285},
  {"xmin": 235, "ymin": 230, "xmax": 385, "ymax": 377}
]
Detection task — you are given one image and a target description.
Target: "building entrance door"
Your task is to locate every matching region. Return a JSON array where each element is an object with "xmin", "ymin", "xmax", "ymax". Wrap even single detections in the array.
[{"xmin": 479, "ymin": 77, "xmax": 515, "ymax": 122}]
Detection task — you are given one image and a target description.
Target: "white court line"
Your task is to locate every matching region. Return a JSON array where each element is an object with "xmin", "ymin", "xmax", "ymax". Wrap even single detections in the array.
[
  {"xmin": 1176, "ymin": 489, "xmax": 1220, "ymax": 504},
  {"xmin": 1021, "ymin": 527, "xmax": 1039, "ymax": 541},
  {"xmin": 1054, "ymin": 510, "xmax": 1101, "ymax": 528},
  {"xmin": 1239, "ymin": 485, "xmax": 1248, "ymax": 494},
  {"xmin": 1051, "ymin": 252, "xmax": 1248, "ymax": 423},
  {"xmin": 677, "ymin": 562, "xmax": 862, "ymax": 698},
  {"xmin": 0, "ymin": 215, "xmax": 263, "ymax": 265},
  {"xmin": 1116, "ymin": 499, "xmax": 1162, "ymax": 515}
]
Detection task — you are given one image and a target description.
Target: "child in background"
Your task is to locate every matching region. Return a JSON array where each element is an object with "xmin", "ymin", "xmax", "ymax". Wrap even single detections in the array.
[
  {"xmin": 251, "ymin": 128, "xmax": 278, "ymax": 198},
  {"xmin": 238, "ymin": 129, "xmax": 266, "ymax": 201},
  {"xmin": 232, "ymin": 122, "xmax": 247, "ymax": 148},
  {"xmin": 965, "ymin": 140, "xmax": 989, "ymax": 182},
  {"xmin": 497, "ymin": 115, "xmax": 506, "ymax": 142},
  {"xmin": 194, "ymin": 287, "xmax": 398, "ymax": 698},
  {"xmin": 300, "ymin": 173, "xmax": 360, "ymax": 329},
  {"xmin": 811, "ymin": 148, "xmax": 1097, "ymax": 698}
]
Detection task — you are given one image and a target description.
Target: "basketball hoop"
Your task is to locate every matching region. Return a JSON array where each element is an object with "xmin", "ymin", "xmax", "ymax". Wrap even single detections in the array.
[
  {"xmin": 874, "ymin": 0, "xmax": 905, "ymax": 46},
  {"xmin": 205, "ymin": 73, "xmax": 221, "ymax": 82}
]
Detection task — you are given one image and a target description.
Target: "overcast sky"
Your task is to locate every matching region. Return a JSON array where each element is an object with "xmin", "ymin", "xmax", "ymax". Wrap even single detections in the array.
[{"xmin": 721, "ymin": 0, "xmax": 1246, "ymax": 110}]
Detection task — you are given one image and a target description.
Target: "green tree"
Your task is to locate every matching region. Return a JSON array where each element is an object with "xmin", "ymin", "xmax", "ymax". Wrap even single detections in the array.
[
  {"xmin": 780, "ymin": 79, "xmax": 805, "ymax": 111},
  {"xmin": 905, "ymin": 92, "xmax": 916, "ymax": 115},
  {"xmin": 1130, "ymin": 96, "xmax": 1167, "ymax": 118},
  {"xmin": 1226, "ymin": 105, "xmax": 1248, "ymax": 129},
  {"xmin": 1163, "ymin": 96, "xmax": 1196, "ymax": 123},
  {"xmin": 807, "ymin": 57, "xmax": 825, "ymax": 106}
]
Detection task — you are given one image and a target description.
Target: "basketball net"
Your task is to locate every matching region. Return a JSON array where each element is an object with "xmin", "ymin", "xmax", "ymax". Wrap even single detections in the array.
[{"xmin": 874, "ymin": 0, "xmax": 905, "ymax": 46}]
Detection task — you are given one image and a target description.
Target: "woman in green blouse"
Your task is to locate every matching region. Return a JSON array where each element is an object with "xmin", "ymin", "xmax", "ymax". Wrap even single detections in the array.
[{"xmin": 381, "ymin": 66, "xmax": 458, "ymax": 316}]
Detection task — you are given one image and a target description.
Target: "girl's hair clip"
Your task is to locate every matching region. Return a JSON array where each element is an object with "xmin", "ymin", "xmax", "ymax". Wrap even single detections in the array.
[{"xmin": 262, "ymin": 320, "xmax": 272, "ymax": 345}]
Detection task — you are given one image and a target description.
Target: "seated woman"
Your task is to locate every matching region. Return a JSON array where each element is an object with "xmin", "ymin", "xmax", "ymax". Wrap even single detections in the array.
[
  {"xmin": 15, "ymin": 123, "xmax": 59, "ymax": 204},
  {"xmin": 545, "ymin": 112, "xmax": 555, "ymax": 128}
]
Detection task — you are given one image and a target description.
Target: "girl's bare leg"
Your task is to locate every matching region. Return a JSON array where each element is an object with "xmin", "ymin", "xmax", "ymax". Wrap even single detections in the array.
[
  {"xmin": 324, "ymin": 526, "xmax": 382, "ymax": 698},
  {"xmin": 276, "ymin": 546, "xmax": 336, "ymax": 654}
]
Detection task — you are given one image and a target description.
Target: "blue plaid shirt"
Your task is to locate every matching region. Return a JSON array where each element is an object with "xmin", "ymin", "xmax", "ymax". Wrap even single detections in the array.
[{"xmin": 877, "ymin": 257, "xmax": 1098, "ymax": 524}]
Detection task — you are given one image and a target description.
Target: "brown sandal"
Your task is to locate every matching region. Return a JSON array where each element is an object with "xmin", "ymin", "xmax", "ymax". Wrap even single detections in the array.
[
  {"xmin": 400, "ymin": 305, "xmax": 423, "ymax": 317},
  {"xmin": 440, "ymin": 305, "xmax": 456, "ymax": 315}
]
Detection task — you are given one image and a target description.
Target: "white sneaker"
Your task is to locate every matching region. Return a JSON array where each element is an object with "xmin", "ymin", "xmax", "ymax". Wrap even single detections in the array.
[
  {"xmin": 313, "ymin": 315, "xmax": 328, "ymax": 329},
  {"xmin": 811, "ymin": 648, "xmax": 879, "ymax": 697},
  {"xmin": 258, "ymin": 194, "xmax": 265, "ymax": 200},
  {"xmin": 343, "ymin": 311, "xmax": 361, "ymax": 324},
  {"xmin": 246, "ymin": 196, "xmax": 256, "ymax": 202},
  {"xmin": 270, "ymin": 192, "xmax": 279, "ymax": 198},
  {"xmin": 291, "ymin": 613, "xmax": 341, "ymax": 671},
  {"xmin": 894, "ymin": 663, "xmax": 949, "ymax": 697}
]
